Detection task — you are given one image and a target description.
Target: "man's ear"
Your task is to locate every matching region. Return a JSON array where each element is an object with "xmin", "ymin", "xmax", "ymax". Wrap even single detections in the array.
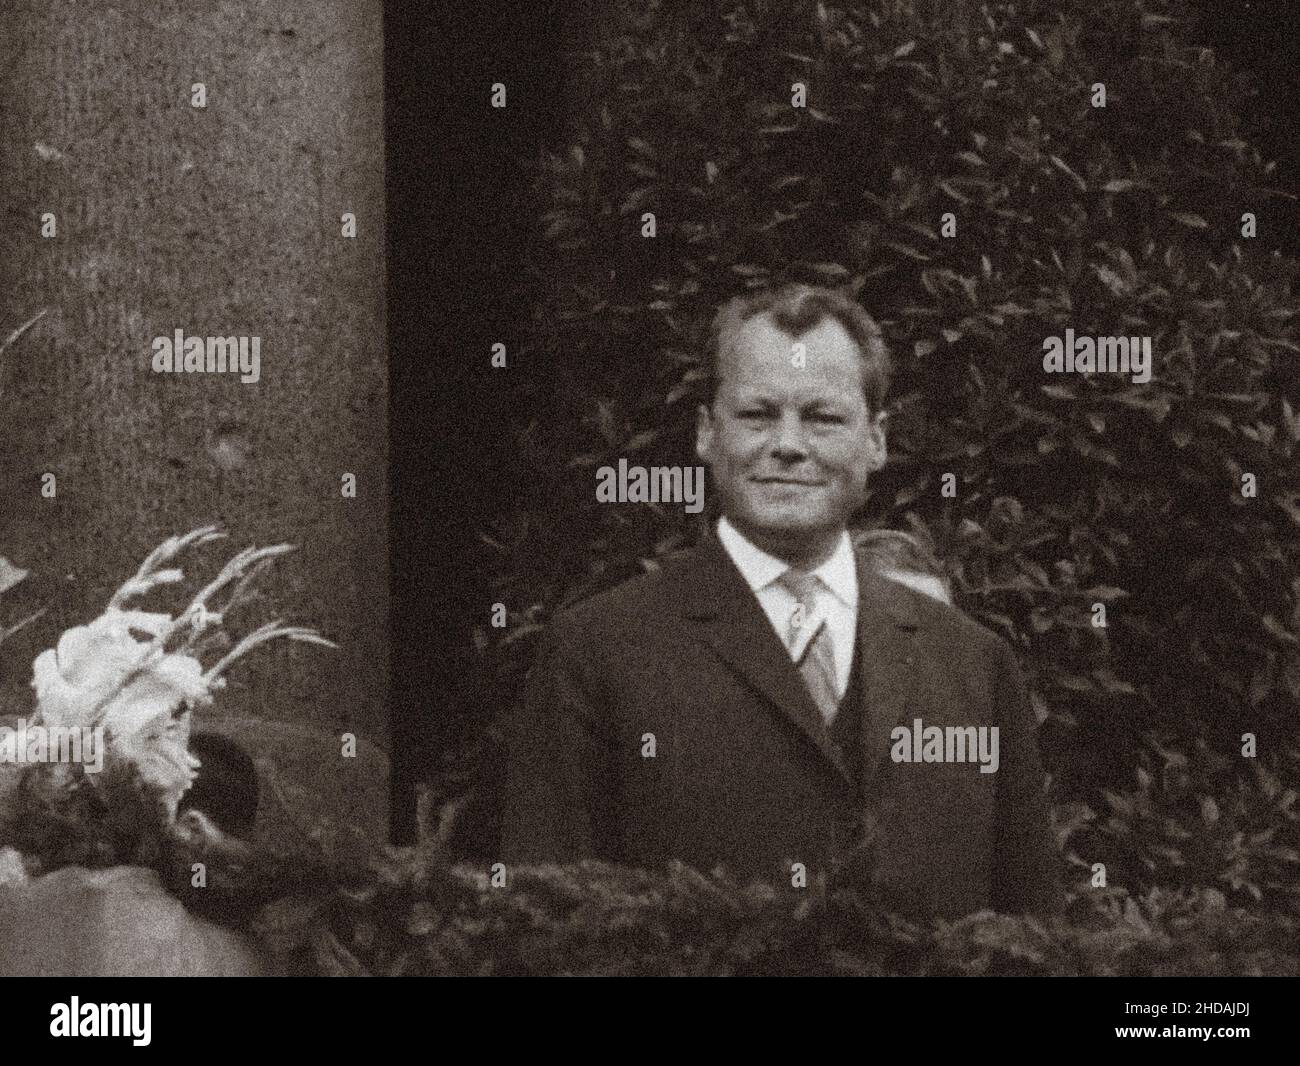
[
  {"xmin": 695, "ymin": 403, "xmax": 715, "ymax": 465},
  {"xmin": 865, "ymin": 409, "xmax": 888, "ymax": 473}
]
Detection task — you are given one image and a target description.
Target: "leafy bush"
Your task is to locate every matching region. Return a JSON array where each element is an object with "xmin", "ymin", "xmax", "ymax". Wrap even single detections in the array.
[
  {"xmin": 460, "ymin": 0, "xmax": 1300, "ymax": 909},
  {"xmin": 271, "ymin": 849, "xmax": 1300, "ymax": 976},
  {"xmin": 7, "ymin": 741, "xmax": 1296, "ymax": 976},
  {"xmin": 1060, "ymin": 736, "xmax": 1300, "ymax": 906}
]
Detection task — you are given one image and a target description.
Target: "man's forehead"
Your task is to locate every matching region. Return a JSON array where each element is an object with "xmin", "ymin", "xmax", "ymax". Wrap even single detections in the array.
[
  {"xmin": 720, "ymin": 313, "xmax": 866, "ymax": 390},
  {"xmin": 731, "ymin": 311, "xmax": 856, "ymax": 353}
]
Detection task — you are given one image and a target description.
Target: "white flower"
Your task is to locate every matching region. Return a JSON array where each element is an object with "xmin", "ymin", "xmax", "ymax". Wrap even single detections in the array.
[
  {"xmin": 30, "ymin": 610, "xmax": 170, "ymax": 728},
  {"xmin": 29, "ymin": 608, "xmax": 211, "ymax": 819},
  {"xmin": 110, "ymin": 708, "xmax": 202, "ymax": 822},
  {"xmin": 98, "ymin": 652, "xmax": 212, "ymax": 738},
  {"xmin": 23, "ymin": 528, "xmax": 333, "ymax": 824}
]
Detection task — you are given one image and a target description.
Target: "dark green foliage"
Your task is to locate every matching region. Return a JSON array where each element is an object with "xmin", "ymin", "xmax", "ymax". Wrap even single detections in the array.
[
  {"xmin": 7, "ymin": 743, "xmax": 1297, "ymax": 976},
  {"xmin": 0, "ymin": 763, "xmax": 316, "ymax": 931},
  {"xmin": 467, "ymin": 0, "xmax": 1300, "ymax": 912},
  {"xmin": 2, "ymin": 763, "xmax": 170, "ymax": 874},
  {"xmin": 287, "ymin": 849, "xmax": 1300, "ymax": 976}
]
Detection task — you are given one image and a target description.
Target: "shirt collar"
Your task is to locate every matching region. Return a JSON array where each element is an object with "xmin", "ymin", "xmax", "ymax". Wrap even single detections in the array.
[{"xmin": 716, "ymin": 518, "xmax": 858, "ymax": 608}]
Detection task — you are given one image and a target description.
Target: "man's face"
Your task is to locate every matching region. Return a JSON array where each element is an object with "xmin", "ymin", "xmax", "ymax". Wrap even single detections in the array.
[{"xmin": 696, "ymin": 312, "xmax": 887, "ymax": 562}]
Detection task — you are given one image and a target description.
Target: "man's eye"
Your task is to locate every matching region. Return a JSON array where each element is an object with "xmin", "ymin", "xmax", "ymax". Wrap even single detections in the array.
[
  {"xmin": 738, "ymin": 410, "xmax": 769, "ymax": 420},
  {"xmin": 809, "ymin": 413, "xmax": 845, "ymax": 425}
]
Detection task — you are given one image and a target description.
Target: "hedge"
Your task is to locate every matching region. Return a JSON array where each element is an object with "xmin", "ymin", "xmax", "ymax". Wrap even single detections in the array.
[{"xmin": 266, "ymin": 849, "xmax": 1300, "ymax": 976}]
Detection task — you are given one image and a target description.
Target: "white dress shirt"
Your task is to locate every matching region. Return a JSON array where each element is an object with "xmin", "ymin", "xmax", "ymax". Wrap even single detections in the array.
[{"xmin": 716, "ymin": 518, "xmax": 859, "ymax": 698}]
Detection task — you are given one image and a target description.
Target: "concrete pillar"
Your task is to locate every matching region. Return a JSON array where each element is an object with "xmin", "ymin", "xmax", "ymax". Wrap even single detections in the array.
[{"xmin": 0, "ymin": 1, "xmax": 388, "ymax": 836}]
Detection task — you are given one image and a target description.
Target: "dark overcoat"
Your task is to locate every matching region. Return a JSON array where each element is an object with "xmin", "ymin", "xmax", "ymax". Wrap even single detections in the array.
[{"xmin": 503, "ymin": 534, "xmax": 1060, "ymax": 918}]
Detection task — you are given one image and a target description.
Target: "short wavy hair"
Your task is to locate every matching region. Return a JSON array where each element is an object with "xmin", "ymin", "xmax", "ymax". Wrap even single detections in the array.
[{"xmin": 706, "ymin": 283, "xmax": 892, "ymax": 413}]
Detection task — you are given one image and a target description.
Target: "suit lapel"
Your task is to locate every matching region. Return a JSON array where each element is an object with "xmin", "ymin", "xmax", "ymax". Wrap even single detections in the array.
[
  {"xmin": 852, "ymin": 558, "xmax": 923, "ymax": 794},
  {"xmin": 674, "ymin": 535, "xmax": 853, "ymax": 784}
]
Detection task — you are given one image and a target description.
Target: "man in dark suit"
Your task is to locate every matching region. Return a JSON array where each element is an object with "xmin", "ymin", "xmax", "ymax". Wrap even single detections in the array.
[{"xmin": 503, "ymin": 283, "xmax": 1060, "ymax": 918}]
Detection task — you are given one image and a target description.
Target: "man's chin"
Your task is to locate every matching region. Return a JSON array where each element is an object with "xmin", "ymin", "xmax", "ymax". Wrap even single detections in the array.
[{"xmin": 734, "ymin": 510, "xmax": 841, "ymax": 549}]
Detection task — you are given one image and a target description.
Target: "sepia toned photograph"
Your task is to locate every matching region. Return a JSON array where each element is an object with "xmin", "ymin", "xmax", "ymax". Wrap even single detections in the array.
[{"xmin": 1, "ymin": 0, "xmax": 1299, "ymax": 1028}]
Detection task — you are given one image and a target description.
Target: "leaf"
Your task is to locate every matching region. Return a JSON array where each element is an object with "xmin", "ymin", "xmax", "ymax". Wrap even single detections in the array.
[
  {"xmin": 0, "ymin": 557, "xmax": 29, "ymax": 595},
  {"xmin": 254, "ymin": 894, "xmax": 327, "ymax": 953},
  {"xmin": 883, "ymin": 241, "xmax": 931, "ymax": 262},
  {"xmin": 1091, "ymin": 264, "xmax": 1127, "ymax": 295},
  {"xmin": 619, "ymin": 187, "xmax": 653, "ymax": 215},
  {"xmin": 1254, "ymin": 763, "xmax": 1283, "ymax": 801},
  {"xmin": 312, "ymin": 927, "xmax": 369, "ymax": 977},
  {"xmin": 808, "ymin": 262, "xmax": 849, "ymax": 278},
  {"xmin": 1169, "ymin": 212, "xmax": 1209, "ymax": 229},
  {"xmin": 1248, "ymin": 668, "xmax": 1273, "ymax": 706},
  {"xmin": 770, "ymin": 174, "xmax": 806, "ymax": 190},
  {"xmin": 1101, "ymin": 788, "xmax": 1132, "ymax": 815},
  {"xmin": 1086, "ymin": 585, "xmax": 1128, "ymax": 600},
  {"xmin": 1049, "ymin": 155, "xmax": 1086, "ymax": 191},
  {"xmin": 1121, "ymin": 897, "xmax": 1152, "ymax": 936},
  {"xmin": 1041, "ymin": 384, "xmax": 1075, "ymax": 400},
  {"xmin": 1105, "ymin": 390, "xmax": 1171, "ymax": 421},
  {"xmin": 893, "ymin": 40, "xmax": 917, "ymax": 58},
  {"xmin": 0, "ymin": 608, "xmax": 46, "ymax": 647},
  {"xmin": 1102, "ymin": 179, "xmax": 1138, "ymax": 193},
  {"xmin": 665, "ymin": 371, "xmax": 705, "ymax": 405},
  {"xmin": 542, "ymin": 214, "xmax": 573, "ymax": 240},
  {"xmin": 1262, "ymin": 615, "xmax": 1298, "ymax": 645},
  {"xmin": 1092, "ymin": 667, "xmax": 1137, "ymax": 694}
]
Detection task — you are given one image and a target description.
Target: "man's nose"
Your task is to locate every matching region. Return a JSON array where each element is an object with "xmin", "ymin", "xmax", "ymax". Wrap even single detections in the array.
[{"xmin": 768, "ymin": 412, "xmax": 809, "ymax": 460}]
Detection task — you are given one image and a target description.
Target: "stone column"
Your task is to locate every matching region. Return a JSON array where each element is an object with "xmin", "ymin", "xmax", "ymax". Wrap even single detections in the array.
[{"xmin": 0, "ymin": 0, "xmax": 389, "ymax": 839}]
